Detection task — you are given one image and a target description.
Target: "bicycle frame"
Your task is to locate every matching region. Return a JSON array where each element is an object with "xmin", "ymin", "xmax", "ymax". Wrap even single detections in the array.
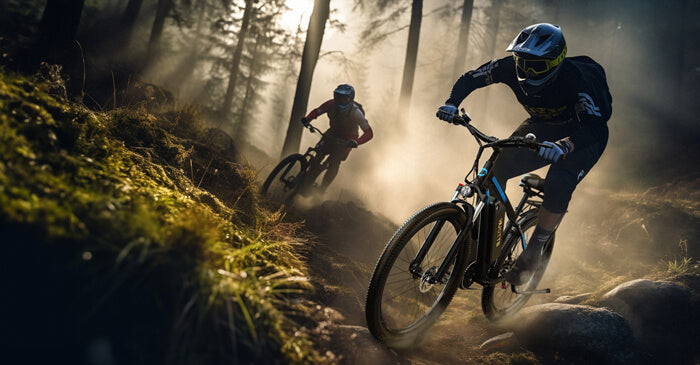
[
  {"xmin": 297, "ymin": 123, "xmax": 355, "ymax": 193},
  {"xmin": 409, "ymin": 112, "xmax": 547, "ymax": 288}
]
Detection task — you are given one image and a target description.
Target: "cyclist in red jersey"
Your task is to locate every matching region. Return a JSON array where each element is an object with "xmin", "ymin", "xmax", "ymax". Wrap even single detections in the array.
[{"xmin": 301, "ymin": 84, "xmax": 373, "ymax": 193}]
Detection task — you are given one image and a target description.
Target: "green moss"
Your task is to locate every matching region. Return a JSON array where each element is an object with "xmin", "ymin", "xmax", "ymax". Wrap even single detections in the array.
[
  {"xmin": 484, "ymin": 352, "xmax": 541, "ymax": 365},
  {"xmin": 0, "ymin": 69, "xmax": 327, "ymax": 364}
]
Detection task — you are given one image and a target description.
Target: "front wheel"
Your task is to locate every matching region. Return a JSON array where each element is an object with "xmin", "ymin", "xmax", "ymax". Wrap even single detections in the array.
[
  {"xmin": 481, "ymin": 208, "xmax": 555, "ymax": 320},
  {"xmin": 261, "ymin": 154, "xmax": 307, "ymax": 204},
  {"xmin": 366, "ymin": 202, "xmax": 470, "ymax": 349}
]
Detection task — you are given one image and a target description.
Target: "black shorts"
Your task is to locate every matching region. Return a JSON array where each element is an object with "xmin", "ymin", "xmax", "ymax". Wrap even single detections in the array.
[
  {"xmin": 316, "ymin": 132, "xmax": 348, "ymax": 165},
  {"xmin": 492, "ymin": 119, "xmax": 608, "ymax": 214}
]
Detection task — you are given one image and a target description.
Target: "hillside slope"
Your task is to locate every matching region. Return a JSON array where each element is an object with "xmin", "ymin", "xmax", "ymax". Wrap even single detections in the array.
[{"xmin": 0, "ymin": 70, "xmax": 330, "ymax": 364}]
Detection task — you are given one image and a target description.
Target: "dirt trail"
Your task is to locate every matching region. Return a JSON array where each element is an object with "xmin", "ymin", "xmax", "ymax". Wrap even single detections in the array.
[
  {"xmin": 295, "ymin": 175, "xmax": 700, "ymax": 364},
  {"xmin": 298, "ymin": 200, "xmax": 522, "ymax": 364}
]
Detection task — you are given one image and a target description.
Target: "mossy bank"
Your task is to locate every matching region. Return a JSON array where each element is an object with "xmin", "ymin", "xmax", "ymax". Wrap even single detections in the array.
[{"xmin": 0, "ymin": 70, "xmax": 327, "ymax": 364}]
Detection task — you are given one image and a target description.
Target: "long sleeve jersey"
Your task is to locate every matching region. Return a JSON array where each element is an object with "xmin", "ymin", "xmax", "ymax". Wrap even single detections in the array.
[
  {"xmin": 305, "ymin": 100, "xmax": 373, "ymax": 144},
  {"xmin": 446, "ymin": 55, "xmax": 612, "ymax": 149}
]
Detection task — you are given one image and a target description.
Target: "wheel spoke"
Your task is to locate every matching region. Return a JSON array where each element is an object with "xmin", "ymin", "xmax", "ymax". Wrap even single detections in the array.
[{"xmin": 376, "ymin": 207, "xmax": 463, "ymax": 332}]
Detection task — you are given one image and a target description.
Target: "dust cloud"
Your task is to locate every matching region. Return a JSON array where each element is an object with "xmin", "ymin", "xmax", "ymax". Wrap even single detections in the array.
[
  {"xmin": 134, "ymin": 0, "xmax": 697, "ymax": 282},
  {"xmin": 248, "ymin": 0, "xmax": 698, "ymax": 289}
]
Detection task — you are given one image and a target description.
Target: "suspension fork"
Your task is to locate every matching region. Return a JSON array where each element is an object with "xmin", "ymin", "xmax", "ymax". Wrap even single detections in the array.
[
  {"xmin": 409, "ymin": 219, "xmax": 446, "ymax": 275},
  {"xmin": 409, "ymin": 204, "xmax": 475, "ymax": 284}
]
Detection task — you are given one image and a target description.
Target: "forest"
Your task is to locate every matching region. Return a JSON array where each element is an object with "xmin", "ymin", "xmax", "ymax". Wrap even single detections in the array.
[{"xmin": 0, "ymin": 0, "xmax": 698, "ymax": 364}]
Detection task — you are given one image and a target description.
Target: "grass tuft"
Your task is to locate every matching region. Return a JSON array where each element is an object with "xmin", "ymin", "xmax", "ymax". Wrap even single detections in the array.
[
  {"xmin": 0, "ymin": 69, "xmax": 328, "ymax": 364},
  {"xmin": 665, "ymin": 256, "xmax": 699, "ymax": 276}
]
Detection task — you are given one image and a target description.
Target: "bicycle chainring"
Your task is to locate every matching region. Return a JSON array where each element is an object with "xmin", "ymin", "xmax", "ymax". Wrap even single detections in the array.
[{"xmin": 460, "ymin": 261, "xmax": 476, "ymax": 289}]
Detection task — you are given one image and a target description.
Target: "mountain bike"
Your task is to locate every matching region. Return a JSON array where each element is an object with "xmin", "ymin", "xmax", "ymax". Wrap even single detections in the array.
[
  {"xmin": 262, "ymin": 123, "xmax": 356, "ymax": 205},
  {"xmin": 365, "ymin": 110, "xmax": 557, "ymax": 349}
]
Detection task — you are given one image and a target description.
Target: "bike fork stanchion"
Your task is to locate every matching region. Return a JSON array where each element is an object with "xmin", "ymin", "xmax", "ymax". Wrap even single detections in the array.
[
  {"xmin": 409, "ymin": 219, "xmax": 446, "ymax": 276},
  {"xmin": 432, "ymin": 224, "xmax": 470, "ymax": 284}
]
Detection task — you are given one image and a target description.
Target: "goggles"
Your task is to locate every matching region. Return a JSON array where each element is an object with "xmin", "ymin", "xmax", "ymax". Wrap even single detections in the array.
[
  {"xmin": 514, "ymin": 46, "xmax": 566, "ymax": 80},
  {"xmin": 334, "ymin": 94, "xmax": 352, "ymax": 106}
]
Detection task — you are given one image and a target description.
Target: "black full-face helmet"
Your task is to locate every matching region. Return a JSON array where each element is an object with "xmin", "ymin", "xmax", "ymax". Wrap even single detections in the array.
[
  {"xmin": 333, "ymin": 84, "xmax": 355, "ymax": 112},
  {"xmin": 506, "ymin": 23, "xmax": 566, "ymax": 95}
]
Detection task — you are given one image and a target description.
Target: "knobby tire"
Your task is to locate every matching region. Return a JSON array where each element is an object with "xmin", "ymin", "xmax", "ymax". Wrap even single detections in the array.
[
  {"xmin": 481, "ymin": 209, "xmax": 555, "ymax": 320},
  {"xmin": 366, "ymin": 202, "xmax": 470, "ymax": 349},
  {"xmin": 261, "ymin": 154, "xmax": 307, "ymax": 205}
]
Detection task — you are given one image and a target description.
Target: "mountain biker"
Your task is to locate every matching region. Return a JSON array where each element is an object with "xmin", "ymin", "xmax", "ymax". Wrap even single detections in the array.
[
  {"xmin": 301, "ymin": 84, "xmax": 373, "ymax": 193},
  {"xmin": 436, "ymin": 23, "xmax": 612, "ymax": 285}
]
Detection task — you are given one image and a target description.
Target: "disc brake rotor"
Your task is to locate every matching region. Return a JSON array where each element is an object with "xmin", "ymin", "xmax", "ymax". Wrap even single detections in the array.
[{"xmin": 419, "ymin": 266, "xmax": 437, "ymax": 293}]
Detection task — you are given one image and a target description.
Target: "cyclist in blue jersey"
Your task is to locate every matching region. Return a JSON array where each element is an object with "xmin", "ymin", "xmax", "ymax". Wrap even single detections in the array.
[{"xmin": 436, "ymin": 23, "xmax": 612, "ymax": 285}]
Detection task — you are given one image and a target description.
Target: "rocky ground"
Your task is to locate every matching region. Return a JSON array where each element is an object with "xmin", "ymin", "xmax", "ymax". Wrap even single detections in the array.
[{"xmin": 288, "ymin": 177, "xmax": 700, "ymax": 365}]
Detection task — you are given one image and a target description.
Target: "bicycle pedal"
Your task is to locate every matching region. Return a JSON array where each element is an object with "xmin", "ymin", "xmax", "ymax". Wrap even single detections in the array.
[{"xmin": 511, "ymin": 286, "xmax": 550, "ymax": 295}]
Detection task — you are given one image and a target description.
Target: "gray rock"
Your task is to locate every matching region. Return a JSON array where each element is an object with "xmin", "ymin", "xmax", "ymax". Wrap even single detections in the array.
[
  {"xmin": 479, "ymin": 332, "xmax": 522, "ymax": 354},
  {"xmin": 511, "ymin": 303, "xmax": 636, "ymax": 364},
  {"xmin": 602, "ymin": 279, "xmax": 694, "ymax": 363},
  {"xmin": 554, "ymin": 292, "xmax": 593, "ymax": 304}
]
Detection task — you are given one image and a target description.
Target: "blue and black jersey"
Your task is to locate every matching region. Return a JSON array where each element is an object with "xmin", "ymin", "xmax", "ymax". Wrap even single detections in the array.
[{"xmin": 446, "ymin": 56, "xmax": 612, "ymax": 150}]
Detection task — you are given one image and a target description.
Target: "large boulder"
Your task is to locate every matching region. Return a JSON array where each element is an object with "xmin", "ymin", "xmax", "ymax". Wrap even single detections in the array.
[
  {"xmin": 601, "ymin": 279, "xmax": 695, "ymax": 364},
  {"xmin": 510, "ymin": 303, "xmax": 636, "ymax": 364}
]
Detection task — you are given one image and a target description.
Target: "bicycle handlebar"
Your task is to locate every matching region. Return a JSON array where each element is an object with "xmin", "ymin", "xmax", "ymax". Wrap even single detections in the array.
[
  {"xmin": 450, "ymin": 110, "xmax": 546, "ymax": 151},
  {"xmin": 305, "ymin": 123, "xmax": 325, "ymax": 136},
  {"xmin": 303, "ymin": 122, "xmax": 358, "ymax": 148}
]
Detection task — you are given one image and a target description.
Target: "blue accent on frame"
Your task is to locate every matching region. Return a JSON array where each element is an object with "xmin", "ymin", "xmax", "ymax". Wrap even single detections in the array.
[
  {"xmin": 478, "ymin": 168, "xmax": 488, "ymax": 177},
  {"xmin": 491, "ymin": 176, "xmax": 507, "ymax": 202},
  {"xmin": 521, "ymin": 233, "xmax": 527, "ymax": 250}
]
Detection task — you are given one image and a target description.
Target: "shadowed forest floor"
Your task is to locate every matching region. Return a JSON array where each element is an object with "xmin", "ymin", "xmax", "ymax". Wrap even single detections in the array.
[{"xmin": 287, "ymin": 174, "xmax": 699, "ymax": 364}]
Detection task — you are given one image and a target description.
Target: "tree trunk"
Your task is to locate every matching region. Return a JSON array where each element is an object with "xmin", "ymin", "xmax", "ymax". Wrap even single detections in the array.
[
  {"xmin": 453, "ymin": 0, "xmax": 474, "ymax": 75},
  {"xmin": 144, "ymin": 0, "xmax": 174, "ymax": 70},
  {"xmin": 36, "ymin": 0, "xmax": 85, "ymax": 95},
  {"xmin": 113, "ymin": 0, "xmax": 144, "ymax": 53},
  {"xmin": 485, "ymin": 0, "xmax": 503, "ymax": 59},
  {"xmin": 398, "ymin": 0, "xmax": 423, "ymax": 118},
  {"xmin": 667, "ymin": 0, "xmax": 688, "ymax": 129},
  {"xmin": 480, "ymin": 0, "xmax": 502, "ymax": 114},
  {"xmin": 237, "ymin": 29, "xmax": 264, "ymax": 140},
  {"xmin": 166, "ymin": 0, "xmax": 208, "ymax": 93},
  {"xmin": 281, "ymin": 0, "xmax": 331, "ymax": 157},
  {"xmin": 221, "ymin": 0, "xmax": 256, "ymax": 116},
  {"xmin": 38, "ymin": 0, "xmax": 85, "ymax": 54}
]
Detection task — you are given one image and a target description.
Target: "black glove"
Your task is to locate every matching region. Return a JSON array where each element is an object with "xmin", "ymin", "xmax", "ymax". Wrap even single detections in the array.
[
  {"xmin": 301, "ymin": 117, "xmax": 310, "ymax": 127},
  {"xmin": 347, "ymin": 139, "xmax": 359, "ymax": 148}
]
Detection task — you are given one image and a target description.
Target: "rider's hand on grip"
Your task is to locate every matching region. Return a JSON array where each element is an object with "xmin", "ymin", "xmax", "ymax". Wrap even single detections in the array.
[
  {"xmin": 301, "ymin": 117, "xmax": 310, "ymax": 127},
  {"xmin": 436, "ymin": 104, "xmax": 458, "ymax": 124},
  {"xmin": 347, "ymin": 139, "xmax": 359, "ymax": 149},
  {"xmin": 538, "ymin": 141, "xmax": 568, "ymax": 163}
]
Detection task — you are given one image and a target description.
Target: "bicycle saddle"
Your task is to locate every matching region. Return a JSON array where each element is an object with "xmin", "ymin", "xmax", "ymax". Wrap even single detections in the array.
[{"xmin": 519, "ymin": 173, "xmax": 545, "ymax": 191}]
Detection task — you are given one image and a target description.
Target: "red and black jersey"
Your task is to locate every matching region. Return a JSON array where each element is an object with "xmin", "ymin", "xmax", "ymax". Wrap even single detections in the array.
[{"xmin": 305, "ymin": 99, "xmax": 372, "ymax": 143}]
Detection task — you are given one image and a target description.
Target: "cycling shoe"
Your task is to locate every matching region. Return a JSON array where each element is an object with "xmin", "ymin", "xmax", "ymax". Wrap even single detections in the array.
[{"xmin": 504, "ymin": 244, "xmax": 544, "ymax": 286}]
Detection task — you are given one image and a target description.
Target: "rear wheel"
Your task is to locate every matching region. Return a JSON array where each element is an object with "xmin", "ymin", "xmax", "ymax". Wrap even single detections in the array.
[
  {"xmin": 366, "ymin": 202, "xmax": 470, "ymax": 348},
  {"xmin": 262, "ymin": 154, "xmax": 307, "ymax": 204},
  {"xmin": 481, "ymin": 208, "xmax": 555, "ymax": 320}
]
